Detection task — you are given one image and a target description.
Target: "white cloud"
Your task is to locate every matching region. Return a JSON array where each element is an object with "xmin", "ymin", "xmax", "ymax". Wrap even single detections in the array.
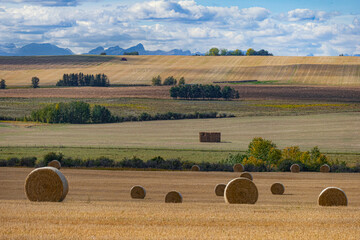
[{"xmin": 287, "ymin": 8, "xmax": 339, "ymax": 22}]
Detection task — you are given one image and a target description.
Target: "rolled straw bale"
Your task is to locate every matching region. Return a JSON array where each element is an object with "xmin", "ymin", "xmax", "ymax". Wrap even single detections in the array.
[
  {"xmin": 130, "ymin": 185, "xmax": 146, "ymax": 199},
  {"xmin": 191, "ymin": 165, "xmax": 200, "ymax": 171},
  {"xmin": 214, "ymin": 184, "xmax": 226, "ymax": 196},
  {"xmin": 271, "ymin": 183, "xmax": 285, "ymax": 195},
  {"xmin": 290, "ymin": 164, "xmax": 300, "ymax": 173},
  {"xmin": 48, "ymin": 160, "xmax": 61, "ymax": 170},
  {"xmin": 165, "ymin": 191, "xmax": 183, "ymax": 203},
  {"xmin": 318, "ymin": 187, "xmax": 348, "ymax": 206},
  {"xmin": 240, "ymin": 172, "xmax": 253, "ymax": 181},
  {"xmin": 320, "ymin": 164, "xmax": 330, "ymax": 173},
  {"xmin": 224, "ymin": 177, "xmax": 258, "ymax": 204},
  {"xmin": 25, "ymin": 167, "xmax": 68, "ymax": 202},
  {"xmin": 233, "ymin": 163, "xmax": 244, "ymax": 172}
]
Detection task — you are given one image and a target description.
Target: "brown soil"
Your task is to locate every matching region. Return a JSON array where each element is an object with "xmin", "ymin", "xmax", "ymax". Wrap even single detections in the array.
[{"xmin": 1, "ymin": 85, "xmax": 360, "ymax": 102}]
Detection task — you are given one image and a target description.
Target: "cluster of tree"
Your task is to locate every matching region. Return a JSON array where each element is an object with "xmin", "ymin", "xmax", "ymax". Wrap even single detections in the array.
[
  {"xmin": 124, "ymin": 51, "xmax": 139, "ymax": 55},
  {"xmin": 56, "ymin": 73, "xmax": 110, "ymax": 87},
  {"xmin": 0, "ymin": 79, "xmax": 6, "ymax": 89},
  {"xmin": 170, "ymin": 84, "xmax": 239, "ymax": 100},
  {"xmin": 30, "ymin": 101, "xmax": 116, "ymax": 124},
  {"xmin": 223, "ymin": 137, "xmax": 331, "ymax": 172},
  {"xmin": 206, "ymin": 47, "xmax": 273, "ymax": 56},
  {"xmin": 151, "ymin": 75, "xmax": 185, "ymax": 86}
]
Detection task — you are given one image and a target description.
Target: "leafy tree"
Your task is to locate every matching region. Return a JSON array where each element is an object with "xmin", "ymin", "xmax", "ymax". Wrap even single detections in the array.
[
  {"xmin": 207, "ymin": 47, "xmax": 220, "ymax": 56},
  {"xmin": 31, "ymin": 77, "xmax": 40, "ymax": 88},
  {"xmin": 220, "ymin": 49, "xmax": 228, "ymax": 56},
  {"xmin": 124, "ymin": 51, "xmax": 139, "ymax": 55},
  {"xmin": 91, "ymin": 105, "xmax": 112, "ymax": 123},
  {"xmin": 170, "ymin": 86, "xmax": 179, "ymax": 99},
  {"xmin": 232, "ymin": 49, "xmax": 243, "ymax": 56},
  {"xmin": 246, "ymin": 48, "xmax": 256, "ymax": 56},
  {"xmin": 0, "ymin": 79, "xmax": 6, "ymax": 89},
  {"xmin": 163, "ymin": 76, "xmax": 177, "ymax": 85},
  {"xmin": 151, "ymin": 75, "xmax": 162, "ymax": 86},
  {"xmin": 178, "ymin": 77, "xmax": 185, "ymax": 85}
]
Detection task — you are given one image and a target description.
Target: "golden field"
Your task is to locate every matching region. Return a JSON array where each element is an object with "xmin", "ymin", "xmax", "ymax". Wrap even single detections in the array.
[
  {"xmin": 0, "ymin": 167, "xmax": 360, "ymax": 239},
  {"xmin": 1, "ymin": 55, "xmax": 360, "ymax": 86}
]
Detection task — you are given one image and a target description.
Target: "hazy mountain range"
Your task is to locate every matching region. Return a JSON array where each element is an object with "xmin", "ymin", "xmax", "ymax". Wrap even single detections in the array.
[{"xmin": 0, "ymin": 43, "xmax": 193, "ymax": 56}]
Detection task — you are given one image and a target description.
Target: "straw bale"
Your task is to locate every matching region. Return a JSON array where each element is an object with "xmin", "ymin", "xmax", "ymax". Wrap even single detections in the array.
[
  {"xmin": 191, "ymin": 165, "xmax": 200, "ymax": 171},
  {"xmin": 214, "ymin": 184, "xmax": 226, "ymax": 196},
  {"xmin": 320, "ymin": 164, "xmax": 330, "ymax": 173},
  {"xmin": 233, "ymin": 163, "xmax": 244, "ymax": 172},
  {"xmin": 290, "ymin": 164, "xmax": 300, "ymax": 173},
  {"xmin": 318, "ymin": 187, "xmax": 348, "ymax": 206},
  {"xmin": 271, "ymin": 183, "xmax": 285, "ymax": 195},
  {"xmin": 48, "ymin": 160, "xmax": 61, "ymax": 169},
  {"xmin": 25, "ymin": 167, "xmax": 68, "ymax": 202},
  {"xmin": 240, "ymin": 172, "xmax": 253, "ymax": 181},
  {"xmin": 165, "ymin": 191, "xmax": 183, "ymax": 203},
  {"xmin": 130, "ymin": 185, "xmax": 146, "ymax": 199},
  {"xmin": 224, "ymin": 177, "xmax": 258, "ymax": 204}
]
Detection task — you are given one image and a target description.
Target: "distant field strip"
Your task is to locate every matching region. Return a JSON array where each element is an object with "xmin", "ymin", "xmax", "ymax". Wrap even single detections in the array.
[
  {"xmin": 0, "ymin": 113, "xmax": 359, "ymax": 153},
  {"xmin": 1, "ymin": 55, "xmax": 360, "ymax": 86}
]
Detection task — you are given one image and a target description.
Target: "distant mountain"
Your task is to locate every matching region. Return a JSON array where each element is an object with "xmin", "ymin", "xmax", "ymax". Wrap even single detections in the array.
[
  {"xmin": 86, "ymin": 43, "xmax": 192, "ymax": 56},
  {"xmin": 0, "ymin": 43, "xmax": 73, "ymax": 56}
]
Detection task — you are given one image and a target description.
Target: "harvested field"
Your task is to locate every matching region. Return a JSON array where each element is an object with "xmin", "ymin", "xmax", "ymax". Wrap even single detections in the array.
[
  {"xmin": 0, "ymin": 168, "xmax": 360, "ymax": 239},
  {"xmin": 1, "ymin": 55, "xmax": 360, "ymax": 86},
  {"xmin": 1, "ymin": 85, "xmax": 360, "ymax": 102},
  {"xmin": 0, "ymin": 113, "xmax": 359, "ymax": 154}
]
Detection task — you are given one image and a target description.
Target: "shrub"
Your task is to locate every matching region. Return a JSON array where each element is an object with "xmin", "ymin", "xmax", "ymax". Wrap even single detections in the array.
[
  {"xmin": 31, "ymin": 76, "xmax": 40, "ymax": 88},
  {"xmin": 91, "ymin": 105, "xmax": 113, "ymax": 123},
  {"xmin": 178, "ymin": 77, "xmax": 185, "ymax": 85},
  {"xmin": 151, "ymin": 75, "xmax": 162, "ymax": 86},
  {"xmin": 20, "ymin": 157, "xmax": 37, "ymax": 167},
  {"xmin": 7, "ymin": 157, "xmax": 20, "ymax": 167},
  {"xmin": 0, "ymin": 79, "xmax": 6, "ymax": 89},
  {"xmin": 37, "ymin": 152, "xmax": 64, "ymax": 167}
]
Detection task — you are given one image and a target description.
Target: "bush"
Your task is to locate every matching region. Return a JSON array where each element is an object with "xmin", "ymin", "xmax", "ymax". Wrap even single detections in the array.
[
  {"xmin": 31, "ymin": 76, "xmax": 40, "ymax": 88},
  {"xmin": 91, "ymin": 105, "xmax": 113, "ymax": 123},
  {"xmin": 0, "ymin": 79, "xmax": 6, "ymax": 89},
  {"xmin": 37, "ymin": 152, "xmax": 64, "ymax": 167},
  {"xmin": 151, "ymin": 75, "xmax": 162, "ymax": 86},
  {"xmin": 20, "ymin": 157, "xmax": 37, "ymax": 167}
]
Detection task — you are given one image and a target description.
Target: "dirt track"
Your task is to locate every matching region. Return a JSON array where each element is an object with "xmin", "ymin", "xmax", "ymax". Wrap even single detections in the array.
[{"xmin": 1, "ymin": 85, "xmax": 360, "ymax": 102}]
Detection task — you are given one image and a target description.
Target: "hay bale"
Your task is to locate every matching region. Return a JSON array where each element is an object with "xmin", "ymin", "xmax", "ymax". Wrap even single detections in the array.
[
  {"xmin": 214, "ymin": 184, "xmax": 226, "ymax": 196},
  {"xmin": 165, "ymin": 191, "xmax": 183, "ymax": 203},
  {"xmin": 130, "ymin": 185, "xmax": 146, "ymax": 199},
  {"xmin": 290, "ymin": 164, "xmax": 300, "ymax": 173},
  {"xmin": 318, "ymin": 187, "xmax": 348, "ymax": 206},
  {"xmin": 271, "ymin": 183, "xmax": 285, "ymax": 195},
  {"xmin": 320, "ymin": 164, "xmax": 330, "ymax": 173},
  {"xmin": 233, "ymin": 163, "xmax": 244, "ymax": 172},
  {"xmin": 240, "ymin": 172, "xmax": 253, "ymax": 181},
  {"xmin": 191, "ymin": 165, "xmax": 200, "ymax": 171},
  {"xmin": 199, "ymin": 132, "xmax": 221, "ymax": 142},
  {"xmin": 25, "ymin": 167, "xmax": 68, "ymax": 202},
  {"xmin": 48, "ymin": 160, "xmax": 61, "ymax": 170},
  {"xmin": 224, "ymin": 177, "xmax": 258, "ymax": 204}
]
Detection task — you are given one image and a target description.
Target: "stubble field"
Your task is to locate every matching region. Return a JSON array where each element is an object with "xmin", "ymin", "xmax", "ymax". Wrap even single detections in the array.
[{"xmin": 1, "ymin": 168, "xmax": 360, "ymax": 239}]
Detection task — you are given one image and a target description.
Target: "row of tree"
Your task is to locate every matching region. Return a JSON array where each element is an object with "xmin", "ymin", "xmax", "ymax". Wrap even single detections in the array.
[
  {"xmin": 30, "ymin": 101, "xmax": 116, "ymax": 124},
  {"xmin": 170, "ymin": 84, "xmax": 239, "ymax": 100},
  {"xmin": 56, "ymin": 73, "xmax": 110, "ymax": 87},
  {"xmin": 206, "ymin": 48, "xmax": 273, "ymax": 56},
  {"xmin": 151, "ymin": 75, "xmax": 185, "ymax": 86}
]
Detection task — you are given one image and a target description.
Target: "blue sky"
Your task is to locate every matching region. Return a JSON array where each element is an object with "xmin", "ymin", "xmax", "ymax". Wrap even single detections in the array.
[{"xmin": 0, "ymin": 0, "xmax": 359, "ymax": 55}]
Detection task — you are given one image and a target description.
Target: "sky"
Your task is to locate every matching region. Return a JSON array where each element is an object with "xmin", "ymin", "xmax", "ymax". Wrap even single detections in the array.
[{"xmin": 0, "ymin": 0, "xmax": 359, "ymax": 56}]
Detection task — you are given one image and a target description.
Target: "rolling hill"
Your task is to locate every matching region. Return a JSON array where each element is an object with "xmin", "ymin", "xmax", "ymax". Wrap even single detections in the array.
[{"xmin": 0, "ymin": 55, "xmax": 359, "ymax": 86}]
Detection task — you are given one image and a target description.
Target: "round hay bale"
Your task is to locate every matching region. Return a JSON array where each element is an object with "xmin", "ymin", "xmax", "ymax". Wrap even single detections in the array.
[
  {"xmin": 224, "ymin": 177, "xmax": 258, "ymax": 204},
  {"xmin": 25, "ymin": 167, "xmax": 68, "ymax": 202},
  {"xmin": 320, "ymin": 164, "xmax": 330, "ymax": 173},
  {"xmin": 318, "ymin": 187, "xmax": 348, "ymax": 206},
  {"xmin": 214, "ymin": 184, "xmax": 226, "ymax": 196},
  {"xmin": 271, "ymin": 183, "xmax": 285, "ymax": 195},
  {"xmin": 240, "ymin": 172, "xmax": 253, "ymax": 181},
  {"xmin": 48, "ymin": 160, "xmax": 61, "ymax": 169},
  {"xmin": 290, "ymin": 164, "xmax": 300, "ymax": 173},
  {"xmin": 165, "ymin": 191, "xmax": 183, "ymax": 203},
  {"xmin": 191, "ymin": 165, "xmax": 200, "ymax": 171},
  {"xmin": 130, "ymin": 185, "xmax": 146, "ymax": 199},
  {"xmin": 233, "ymin": 163, "xmax": 244, "ymax": 172}
]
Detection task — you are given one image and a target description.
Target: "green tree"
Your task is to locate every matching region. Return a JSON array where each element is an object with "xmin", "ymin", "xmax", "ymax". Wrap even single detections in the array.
[
  {"xmin": 151, "ymin": 75, "xmax": 162, "ymax": 86},
  {"xmin": 247, "ymin": 137, "xmax": 282, "ymax": 167},
  {"xmin": 170, "ymin": 86, "xmax": 179, "ymax": 99},
  {"xmin": 220, "ymin": 49, "xmax": 228, "ymax": 56},
  {"xmin": 91, "ymin": 105, "xmax": 112, "ymax": 123},
  {"xmin": 246, "ymin": 48, "xmax": 255, "ymax": 56},
  {"xmin": 232, "ymin": 49, "xmax": 243, "ymax": 56},
  {"xmin": 207, "ymin": 47, "xmax": 220, "ymax": 56},
  {"xmin": 0, "ymin": 79, "xmax": 6, "ymax": 89},
  {"xmin": 31, "ymin": 77, "xmax": 40, "ymax": 88},
  {"xmin": 163, "ymin": 76, "xmax": 177, "ymax": 85},
  {"xmin": 178, "ymin": 77, "xmax": 185, "ymax": 85}
]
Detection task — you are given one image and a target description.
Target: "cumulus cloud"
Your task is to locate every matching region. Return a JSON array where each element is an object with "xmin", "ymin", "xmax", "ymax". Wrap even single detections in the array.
[{"xmin": 287, "ymin": 8, "xmax": 339, "ymax": 22}]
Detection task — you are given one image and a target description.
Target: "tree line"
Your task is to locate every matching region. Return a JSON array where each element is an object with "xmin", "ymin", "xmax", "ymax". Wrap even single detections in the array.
[
  {"xmin": 56, "ymin": 73, "xmax": 110, "ymax": 87},
  {"xmin": 206, "ymin": 47, "xmax": 273, "ymax": 56},
  {"xmin": 152, "ymin": 75, "xmax": 185, "ymax": 86},
  {"xmin": 170, "ymin": 84, "xmax": 239, "ymax": 100}
]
